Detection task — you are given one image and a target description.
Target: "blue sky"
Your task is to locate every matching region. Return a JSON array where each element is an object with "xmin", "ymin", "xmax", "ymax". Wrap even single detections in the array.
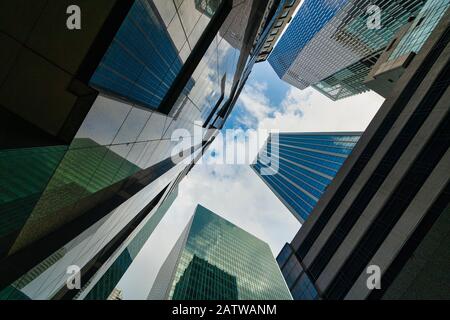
[
  {"xmin": 224, "ymin": 62, "xmax": 291, "ymax": 131},
  {"xmin": 117, "ymin": 60, "xmax": 385, "ymax": 299}
]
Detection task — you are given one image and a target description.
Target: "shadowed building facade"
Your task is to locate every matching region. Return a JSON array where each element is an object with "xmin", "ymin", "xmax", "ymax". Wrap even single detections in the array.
[
  {"xmin": 148, "ymin": 205, "xmax": 292, "ymax": 300},
  {"xmin": 0, "ymin": 0, "xmax": 284, "ymax": 299}
]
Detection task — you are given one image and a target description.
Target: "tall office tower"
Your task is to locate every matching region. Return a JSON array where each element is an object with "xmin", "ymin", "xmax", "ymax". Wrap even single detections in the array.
[
  {"xmin": 78, "ymin": 186, "xmax": 178, "ymax": 300},
  {"xmin": 268, "ymin": 0, "xmax": 427, "ymax": 100},
  {"xmin": 251, "ymin": 132, "xmax": 361, "ymax": 223},
  {"xmin": 0, "ymin": 0, "xmax": 281, "ymax": 299},
  {"xmin": 148, "ymin": 205, "xmax": 292, "ymax": 300},
  {"xmin": 277, "ymin": 9, "xmax": 450, "ymax": 300}
]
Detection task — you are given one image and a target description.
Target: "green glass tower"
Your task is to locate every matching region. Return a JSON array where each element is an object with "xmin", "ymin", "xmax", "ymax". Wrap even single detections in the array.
[{"xmin": 148, "ymin": 205, "xmax": 292, "ymax": 300}]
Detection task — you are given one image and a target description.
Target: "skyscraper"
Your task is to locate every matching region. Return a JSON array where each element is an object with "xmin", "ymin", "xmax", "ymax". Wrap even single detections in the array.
[
  {"xmin": 365, "ymin": 0, "xmax": 450, "ymax": 97},
  {"xmin": 277, "ymin": 8, "xmax": 450, "ymax": 299},
  {"xmin": 251, "ymin": 132, "xmax": 361, "ymax": 223},
  {"xmin": 79, "ymin": 186, "xmax": 179, "ymax": 300},
  {"xmin": 107, "ymin": 288, "xmax": 123, "ymax": 301},
  {"xmin": 148, "ymin": 205, "xmax": 292, "ymax": 300},
  {"xmin": 268, "ymin": 0, "xmax": 427, "ymax": 100},
  {"xmin": 0, "ymin": 0, "xmax": 282, "ymax": 299}
]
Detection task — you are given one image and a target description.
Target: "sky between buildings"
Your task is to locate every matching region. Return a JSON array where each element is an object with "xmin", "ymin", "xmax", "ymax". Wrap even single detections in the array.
[{"xmin": 117, "ymin": 60, "xmax": 385, "ymax": 299}]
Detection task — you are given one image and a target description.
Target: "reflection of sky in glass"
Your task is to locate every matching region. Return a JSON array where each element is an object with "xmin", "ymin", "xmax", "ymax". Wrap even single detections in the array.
[
  {"xmin": 89, "ymin": 0, "xmax": 220, "ymax": 110},
  {"xmin": 18, "ymin": 162, "xmax": 186, "ymax": 300},
  {"xmin": 253, "ymin": 133, "xmax": 360, "ymax": 222},
  {"xmin": 2, "ymin": 0, "xmax": 264, "ymax": 300}
]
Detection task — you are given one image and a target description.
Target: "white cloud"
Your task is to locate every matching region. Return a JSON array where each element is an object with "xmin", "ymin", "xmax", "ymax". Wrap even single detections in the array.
[
  {"xmin": 236, "ymin": 81, "xmax": 274, "ymax": 127},
  {"xmin": 258, "ymin": 87, "xmax": 385, "ymax": 133},
  {"xmin": 118, "ymin": 163, "xmax": 300, "ymax": 300},
  {"xmin": 118, "ymin": 66, "xmax": 385, "ymax": 300}
]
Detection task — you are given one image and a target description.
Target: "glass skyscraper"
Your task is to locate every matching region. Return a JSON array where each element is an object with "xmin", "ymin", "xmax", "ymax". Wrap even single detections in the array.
[
  {"xmin": 268, "ymin": 0, "xmax": 426, "ymax": 100},
  {"xmin": 277, "ymin": 8, "xmax": 450, "ymax": 299},
  {"xmin": 80, "ymin": 186, "xmax": 178, "ymax": 300},
  {"xmin": 0, "ymin": 0, "xmax": 281, "ymax": 299},
  {"xmin": 269, "ymin": 0, "xmax": 349, "ymax": 89},
  {"xmin": 388, "ymin": 0, "xmax": 450, "ymax": 62},
  {"xmin": 277, "ymin": 243, "xmax": 319, "ymax": 300},
  {"xmin": 251, "ymin": 132, "xmax": 361, "ymax": 223},
  {"xmin": 148, "ymin": 205, "xmax": 292, "ymax": 300},
  {"xmin": 365, "ymin": 0, "xmax": 450, "ymax": 98}
]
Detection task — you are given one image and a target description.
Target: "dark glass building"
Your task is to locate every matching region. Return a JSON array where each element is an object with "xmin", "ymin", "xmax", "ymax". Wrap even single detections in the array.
[
  {"xmin": 277, "ymin": 8, "xmax": 450, "ymax": 299},
  {"xmin": 0, "ymin": 0, "xmax": 282, "ymax": 299},
  {"xmin": 251, "ymin": 132, "xmax": 361, "ymax": 223},
  {"xmin": 148, "ymin": 205, "xmax": 292, "ymax": 300}
]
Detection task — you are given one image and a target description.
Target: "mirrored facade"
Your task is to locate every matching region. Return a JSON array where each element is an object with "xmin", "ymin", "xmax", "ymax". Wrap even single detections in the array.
[
  {"xmin": 269, "ymin": 0, "xmax": 426, "ymax": 100},
  {"xmin": 365, "ymin": 0, "xmax": 450, "ymax": 98},
  {"xmin": 282, "ymin": 8, "xmax": 450, "ymax": 299},
  {"xmin": 81, "ymin": 186, "xmax": 179, "ymax": 300},
  {"xmin": 149, "ymin": 205, "xmax": 292, "ymax": 300},
  {"xmin": 0, "ymin": 0, "xmax": 280, "ymax": 299},
  {"xmin": 252, "ymin": 132, "xmax": 361, "ymax": 223},
  {"xmin": 90, "ymin": 0, "xmax": 201, "ymax": 109},
  {"xmin": 388, "ymin": 0, "xmax": 450, "ymax": 61}
]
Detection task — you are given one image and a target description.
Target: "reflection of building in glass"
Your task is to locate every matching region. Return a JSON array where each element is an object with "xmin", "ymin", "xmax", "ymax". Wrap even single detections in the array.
[
  {"xmin": 0, "ymin": 145, "xmax": 67, "ymax": 252},
  {"xmin": 269, "ymin": 0, "xmax": 427, "ymax": 100},
  {"xmin": 252, "ymin": 133, "xmax": 361, "ymax": 223},
  {"xmin": 81, "ymin": 187, "xmax": 178, "ymax": 300},
  {"xmin": 148, "ymin": 205, "xmax": 292, "ymax": 300},
  {"xmin": 195, "ymin": 0, "xmax": 222, "ymax": 18},
  {"xmin": 0, "ymin": 0, "xmax": 282, "ymax": 299},
  {"xmin": 90, "ymin": 0, "xmax": 195, "ymax": 110},
  {"xmin": 365, "ymin": 0, "xmax": 450, "ymax": 97},
  {"xmin": 256, "ymin": 0, "xmax": 303, "ymax": 63},
  {"xmin": 278, "ymin": 11, "xmax": 450, "ymax": 299},
  {"xmin": 172, "ymin": 255, "xmax": 239, "ymax": 300}
]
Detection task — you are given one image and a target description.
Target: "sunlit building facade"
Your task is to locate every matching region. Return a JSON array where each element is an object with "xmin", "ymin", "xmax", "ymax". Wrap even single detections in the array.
[
  {"xmin": 0, "ymin": 0, "xmax": 281, "ymax": 299},
  {"xmin": 148, "ymin": 205, "xmax": 292, "ymax": 300},
  {"xmin": 269, "ymin": 0, "xmax": 427, "ymax": 100},
  {"xmin": 278, "ymin": 9, "xmax": 450, "ymax": 299},
  {"xmin": 365, "ymin": 0, "xmax": 450, "ymax": 97},
  {"xmin": 252, "ymin": 132, "xmax": 361, "ymax": 223}
]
